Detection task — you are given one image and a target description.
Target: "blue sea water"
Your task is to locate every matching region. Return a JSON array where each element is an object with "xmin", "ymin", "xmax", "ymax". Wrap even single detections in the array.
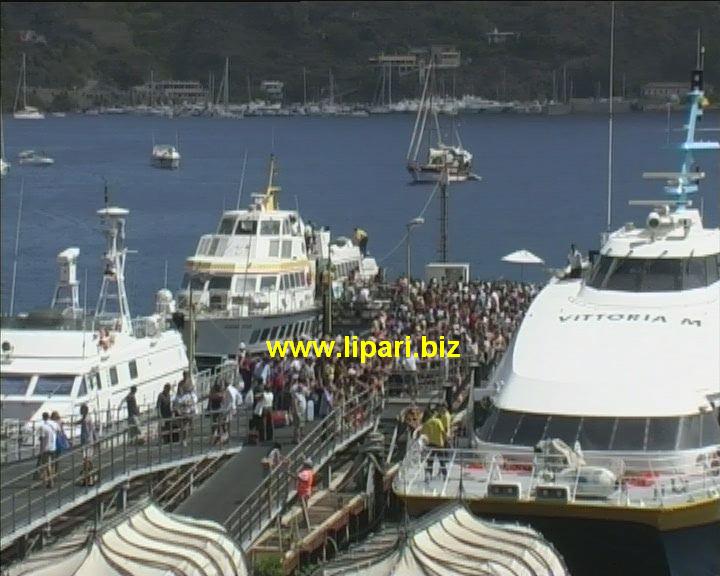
[{"xmin": 1, "ymin": 111, "xmax": 718, "ymax": 315}]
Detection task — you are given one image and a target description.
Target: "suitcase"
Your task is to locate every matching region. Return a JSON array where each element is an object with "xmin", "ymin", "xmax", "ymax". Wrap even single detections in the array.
[{"xmin": 272, "ymin": 410, "xmax": 289, "ymax": 428}]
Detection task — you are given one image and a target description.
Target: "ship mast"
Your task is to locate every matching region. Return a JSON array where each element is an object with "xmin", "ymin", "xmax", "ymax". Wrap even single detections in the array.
[{"xmin": 95, "ymin": 203, "xmax": 133, "ymax": 335}]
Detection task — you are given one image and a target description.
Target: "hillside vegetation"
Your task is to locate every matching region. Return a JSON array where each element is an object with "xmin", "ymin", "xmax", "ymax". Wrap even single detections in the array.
[{"xmin": 1, "ymin": 2, "xmax": 719, "ymax": 104}]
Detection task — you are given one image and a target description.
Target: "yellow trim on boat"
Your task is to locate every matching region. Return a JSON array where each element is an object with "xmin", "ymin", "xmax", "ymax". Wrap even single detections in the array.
[
  {"xmin": 398, "ymin": 494, "xmax": 720, "ymax": 531},
  {"xmin": 186, "ymin": 259, "xmax": 310, "ymax": 274}
]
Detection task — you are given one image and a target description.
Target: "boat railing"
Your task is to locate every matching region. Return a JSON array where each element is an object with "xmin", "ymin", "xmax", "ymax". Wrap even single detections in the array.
[
  {"xmin": 385, "ymin": 354, "xmax": 481, "ymax": 399},
  {"xmin": 0, "ymin": 362, "xmax": 238, "ymax": 464},
  {"xmin": 0, "ymin": 405, "xmax": 248, "ymax": 545},
  {"xmin": 224, "ymin": 388, "xmax": 384, "ymax": 548},
  {"xmin": 394, "ymin": 443, "xmax": 720, "ymax": 509}
]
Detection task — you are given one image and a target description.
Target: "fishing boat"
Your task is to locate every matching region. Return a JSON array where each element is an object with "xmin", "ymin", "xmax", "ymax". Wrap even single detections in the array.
[
  {"xmin": 0, "ymin": 205, "xmax": 188, "ymax": 428},
  {"xmin": 394, "ymin": 53, "xmax": 720, "ymax": 576},
  {"xmin": 406, "ymin": 63, "xmax": 477, "ymax": 183},
  {"xmin": 18, "ymin": 150, "xmax": 54, "ymax": 166},
  {"xmin": 170, "ymin": 155, "xmax": 377, "ymax": 367},
  {"xmin": 151, "ymin": 144, "xmax": 180, "ymax": 169},
  {"xmin": 12, "ymin": 54, "xmax": 45, "ymax": 120}
]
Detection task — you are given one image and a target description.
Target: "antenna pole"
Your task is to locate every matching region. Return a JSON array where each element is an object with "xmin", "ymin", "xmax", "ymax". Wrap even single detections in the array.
[
  {"xmin": 82, "ymin": 268, "xmax": 88, "ymax": 360},
  {"xmin": 163, "ymin": 260, "xmax": 168, "ymax": 290},
  {"xmin": 606, "ymin": 1, "xmax": 615, "ymax": 232},
  {"xmin": 9, "ymin": 179, "xmax": 24, "ymax": 316},
  {"xmin": 236, "ymin": 149, "xmax": 248, "ymax": 210},
  {"xmin": 439, "ymin": 170, "xmax": 449, "ymax": 263}
]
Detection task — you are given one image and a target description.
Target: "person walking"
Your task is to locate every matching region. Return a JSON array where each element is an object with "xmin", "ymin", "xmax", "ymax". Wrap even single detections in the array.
[
  {"xmin": 174, "ymin": 380, "xmax": 198, "ymax": 447},
  {"xmin": 296, "ymin": 458, "xmax": 315, "ymax": 530},
  {"xmin": 156, "ymin": 383, "xmax": 174, "ymax": 444},
  {"xmin": 420, "ymin": 408, "xmax": 447, "ymax": 482},
  {"xmin": 78, "ymin": 404, "xmax": 98, "ymax": 486},
  {"xmin": 38, "ymin": 412, "xmax": 58, "ymax": 488},
  {"xmin": 125, "ymin": 385, "xmax": 142, "ymax": 444}
]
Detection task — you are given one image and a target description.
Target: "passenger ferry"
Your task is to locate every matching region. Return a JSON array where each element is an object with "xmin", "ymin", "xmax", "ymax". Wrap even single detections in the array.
[
  {"xmin": 394, "ymin": 63, "xmax": 720, "ymax": 575},
  {"xmin": 172, "ymin": 156, "xmax": 377, "ymax": 366},
  {"xmin": 0, "ymin": 206, "xmax": 188, "ymax": 429}
]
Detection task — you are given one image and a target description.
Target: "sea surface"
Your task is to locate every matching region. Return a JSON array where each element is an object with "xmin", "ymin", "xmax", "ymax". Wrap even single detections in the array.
[{"xmin": 1, "ymin": 111, "xmax": 718, "ymax": 315}]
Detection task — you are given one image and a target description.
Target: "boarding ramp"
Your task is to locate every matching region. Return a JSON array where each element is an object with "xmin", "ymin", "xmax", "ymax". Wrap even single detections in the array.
[
  {"xmin": 0, "ymin": 404, "xmax": 247, "ymax": 552},
  {"xmin": 223, "ymin": 390, "xmax": 383, "ymax": 549}
]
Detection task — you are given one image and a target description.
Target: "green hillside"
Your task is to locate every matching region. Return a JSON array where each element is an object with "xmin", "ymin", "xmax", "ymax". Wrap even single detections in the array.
[{"xmin": 1, "ymin": 1, "xmax": 719, "ymax": 105}]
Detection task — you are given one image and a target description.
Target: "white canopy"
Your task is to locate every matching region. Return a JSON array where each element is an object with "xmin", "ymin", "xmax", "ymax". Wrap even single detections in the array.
[
  {"xmin": 8, "ymin": 503, "xmax": 248, "ymax": 576},
  {"xmin": 322, "ymin": 504, "xmax": 567, "ymax": 576},
  {"xmin": 501, "ymin": 249, "xmax": 545, "ymax": 265}
]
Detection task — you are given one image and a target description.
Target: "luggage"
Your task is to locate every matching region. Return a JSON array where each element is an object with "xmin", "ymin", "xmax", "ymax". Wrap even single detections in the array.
[{"xmin": 272, "ymin": 410, "xmax": 289, "ymax": 428}]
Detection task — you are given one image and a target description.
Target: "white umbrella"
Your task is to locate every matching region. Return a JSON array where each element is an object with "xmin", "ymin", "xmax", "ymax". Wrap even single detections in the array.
[{"xmin": 501, "ymin": 249, "xmax": 544, "ymax": 282}]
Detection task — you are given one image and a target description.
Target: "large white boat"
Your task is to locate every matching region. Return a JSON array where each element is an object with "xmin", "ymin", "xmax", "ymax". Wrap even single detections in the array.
[
  {"xmin": 171, "ymin": 156, "xmax": 377, "ymax": 366},
  {"xmin": 0, "ymin": 205, "xmax": 188, "ymax": 427},
  {"xmin": 12, "ymin": 54, "xmax": 45, "ymax": 120},
  {"xmin": 394, "ymin": 62, "xmax": 720, "ymax": 575},
  {"xmin": 407, "ymin": 63, "xmax": 477, "ymax": 184}
]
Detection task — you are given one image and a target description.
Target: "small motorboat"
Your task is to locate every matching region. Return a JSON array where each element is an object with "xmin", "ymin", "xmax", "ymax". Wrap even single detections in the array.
[
  {"xmin": 18, "ymin": 150, "xmax": 54, "ymax": 166},
  {"xmin": 151, "ymin": 144, "xmax": 180, "ymax": 169}
]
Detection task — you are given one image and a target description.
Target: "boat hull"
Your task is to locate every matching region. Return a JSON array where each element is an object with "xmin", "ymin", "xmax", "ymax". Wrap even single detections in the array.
[
  {"xmin": 181, "ymin": 307, "xmax": 320, "ymax": 365},
  {"xmin": 13, "ymin": 112, "xmax": 45, "ymax": 120},
  {"xmin": 399, "ymin": 495, "xmax": 720, "ymax": 576},
  {"xmin": 407, "ymin": 163, "xmax": 478, "ymax": 184},
  {"xmin": 151, "ymin": 157, "xmax": 180, "ymax": 169}
]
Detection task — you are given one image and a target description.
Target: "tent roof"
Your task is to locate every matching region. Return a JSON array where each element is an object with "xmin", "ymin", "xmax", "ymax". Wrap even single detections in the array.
[
  {"xmin": 322, "ymin": 504, "xmax": 567, "ymax": 576},
  {"xmin": 7, "ymin": 503, "xmax": 248, "ymax": 576}
]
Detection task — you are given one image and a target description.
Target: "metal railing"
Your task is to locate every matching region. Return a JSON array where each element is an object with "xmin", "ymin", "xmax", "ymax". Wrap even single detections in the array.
[
  {"xmin": 385, "ymin": 355, "xmax": 479, "ymax": 399},
  {"xmin": 224, "ymin": 390, "xmax": 383, "ymax": 548},
  {"xmin": 0, "ymin": 362, "xmax": 238, "ymax": 464},
  {"xmin": 394, "ymin": 443, "xmax": 720, "ymax": 509},
  {"xmin": 0, "ymin": 405, "xmax": 247, "ymax": 547}
]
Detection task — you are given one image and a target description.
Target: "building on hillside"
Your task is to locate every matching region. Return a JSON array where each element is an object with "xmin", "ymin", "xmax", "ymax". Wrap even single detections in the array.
[
  {"xmin": 641, "ymin": 81, "xmax": 714, "ymax": 102},
  {"xmin": 486, "ymin": 27, "xmax": 521, "ymax": 45},
  {"xmin": 260, "ymin": 80, "xmax": 284, "ymax": 102},
  {"xmin": 132, "ymin": 80, "xmax": 207, "ymax": 105}
]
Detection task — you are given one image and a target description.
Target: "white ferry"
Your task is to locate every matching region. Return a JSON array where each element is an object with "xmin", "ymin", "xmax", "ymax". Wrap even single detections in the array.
[
  {"xmin": 394, "ymin": 62, "xmax": 720, "ymax": 575},
  {"xmin": 172, "ymin": 156, "xmax": 377, "ymax": 366},
  {"xmin": 0, "ymin": 206, "xmax": 188, "ymax": 428}
]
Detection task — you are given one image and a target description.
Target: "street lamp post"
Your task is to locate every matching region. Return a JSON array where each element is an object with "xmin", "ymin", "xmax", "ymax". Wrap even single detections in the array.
[{"xmin": 406, "ymin": 217, "xmax": 425, "ymax": 279}]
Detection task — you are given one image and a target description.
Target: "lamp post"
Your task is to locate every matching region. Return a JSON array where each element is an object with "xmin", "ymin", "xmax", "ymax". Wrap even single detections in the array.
[{"xmin": 406, "ymin": 217, "xmax": 425, "ymax": 279}]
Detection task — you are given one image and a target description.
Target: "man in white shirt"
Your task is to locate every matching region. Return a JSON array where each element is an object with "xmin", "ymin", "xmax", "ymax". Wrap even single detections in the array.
[{"xmin": 39, "ymin": 412, "xmax": 58, "ymax": 488}]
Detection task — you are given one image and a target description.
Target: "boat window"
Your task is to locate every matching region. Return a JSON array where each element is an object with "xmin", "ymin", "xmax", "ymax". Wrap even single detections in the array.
[
  {"xmin": 279, "ymin": 275, "xmax": 285, "ymax": 290},
  {"xmin": 269, "ymin": 326, "xmax": 279, "ymax": 340},
  {"xmin": 677, "ymin": 414, "xmax": 702, "ymax": 449},
  {"xmin": 235, "ymin": 220, "xmax": 257, "ymax": 235},
  {"xmin": 249, "ymin": 329, "xmax": 261, "ymax": 344},
  {"xmin": 77, "ymin": 378, "xmax": 87, "ymax": 397},
  {"xmin": 260, "ymin": 276, "xmax": 277, "ymax": 291},
  {"xmin": 269, "ymin": 240, "xmax": 280, "ymax": 257},
  {"xmin": 260, "ymin": 328, "xmax": 271, "ymax": 341},
  {"xmin": 260, "ymin": 220, "xmax": 281, "ymax": 235},
  {"xmin": 645, "ymin": 417, "xmax": 679, "ymax": 451},
  {"xmin": 129, "ymin": 360, "xmax": 138, "ymax": 380},
  {"xmin": 485, "ymin": 410, "xmax": 522, "ymax": 444},
  {"xmin": 278, "ymin": 324, "xmax": 287, "ymax": 339},
  {"xmin": 512, "ymin": 413, "xmax": 549, "ymax": 446},
  {"xmin": 576, "ymin": 417, "xmax": 615, "ymax": 450},
  {"xmin": 610, "ymin": 418, "xmax": 648, "ymax": 450},
  {"xmin": 701, "ymin": 412, "xmax": 720, "ymax": 446},
  {"xmin": 110, "ymin": 367, "xmax": 119, "ymax": 386},
  {"xmin": 545, "ymin": 416, "xmax": 581, "ymax": 445},
  {"xmin": 234, "ymin": 276, "xmax": 257, "ymax": 294},
  {"xmin": 217, "ymin": 217, "xmax": 236, "ymax": 235},
  {"xmin": 296, "ymin": 272, "xmax": 304, "ymax": 287},
  {"xmin": 289, "ymin": 274, "xmax": 297, "ymax": 289},
  {"xmin": 282, "ymin": 219, "xmax": 291, "ymax": 235},
  {"xmin": 1, "ymin": 374, "xmax": 31, "ymax": 395},
  {"xmin": 208, "ymin": 276, "xmax": 232, "ymax": 290},
  {"xmin": 181, "ymin": 274, "xmax": 206, "ymax": 290},
  {"xmin": 33, "ymin": 375, "xmax": 76, "ymax": 396},
  {"xmin": 588, "ymin": 255, "xmax": 719, "ymax": 291},
  {"xmin": 282, "ymin": 240, "xmax": 292, "ymax": 258}
]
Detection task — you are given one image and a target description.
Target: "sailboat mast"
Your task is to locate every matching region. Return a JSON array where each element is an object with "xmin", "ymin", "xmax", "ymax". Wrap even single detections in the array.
[
  {"xmin": 224, "ymin": 57, "xmax": 230, "ymax": 110},
  {"xmin": 408, "ymin": 62, "xmax": 433, "ymax": 161},
  {"xmin": 22, "ymin": 53, "xmax": 27, "ymax": 109},
  {"xmin": 606, "ymin": 1, "xmax": 615, "ymax": 232},
  {"xmin": 303, "ymin": 67, "xmax": 307, "ymax": 106}
]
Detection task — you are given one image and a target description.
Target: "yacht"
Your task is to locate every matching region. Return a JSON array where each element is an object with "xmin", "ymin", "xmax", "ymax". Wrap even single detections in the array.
[
  {"xmin": 407, "ymin": 63, "xmax": 477, "ymax": 184},
  {"xmin": 0, "ymin": 205, "xmax": 188, "ymax": 429},
  {"xmin": 151, "ymin": 144, "xmax": 181, "ymax": 169},
  {"xmin": 12, "ymin": 54, "xmax": 45, "ymax": 120},
  {"xmin": 171, "ymin": 156, "xmax": 377, "ymax": 367},
  {"xmin": 394, "ymin": 63, "xmax": 720, "ymax": 575},
  {"xmin": 18, "ymin": 150, "xmax": 54, "ymax": 166}
]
